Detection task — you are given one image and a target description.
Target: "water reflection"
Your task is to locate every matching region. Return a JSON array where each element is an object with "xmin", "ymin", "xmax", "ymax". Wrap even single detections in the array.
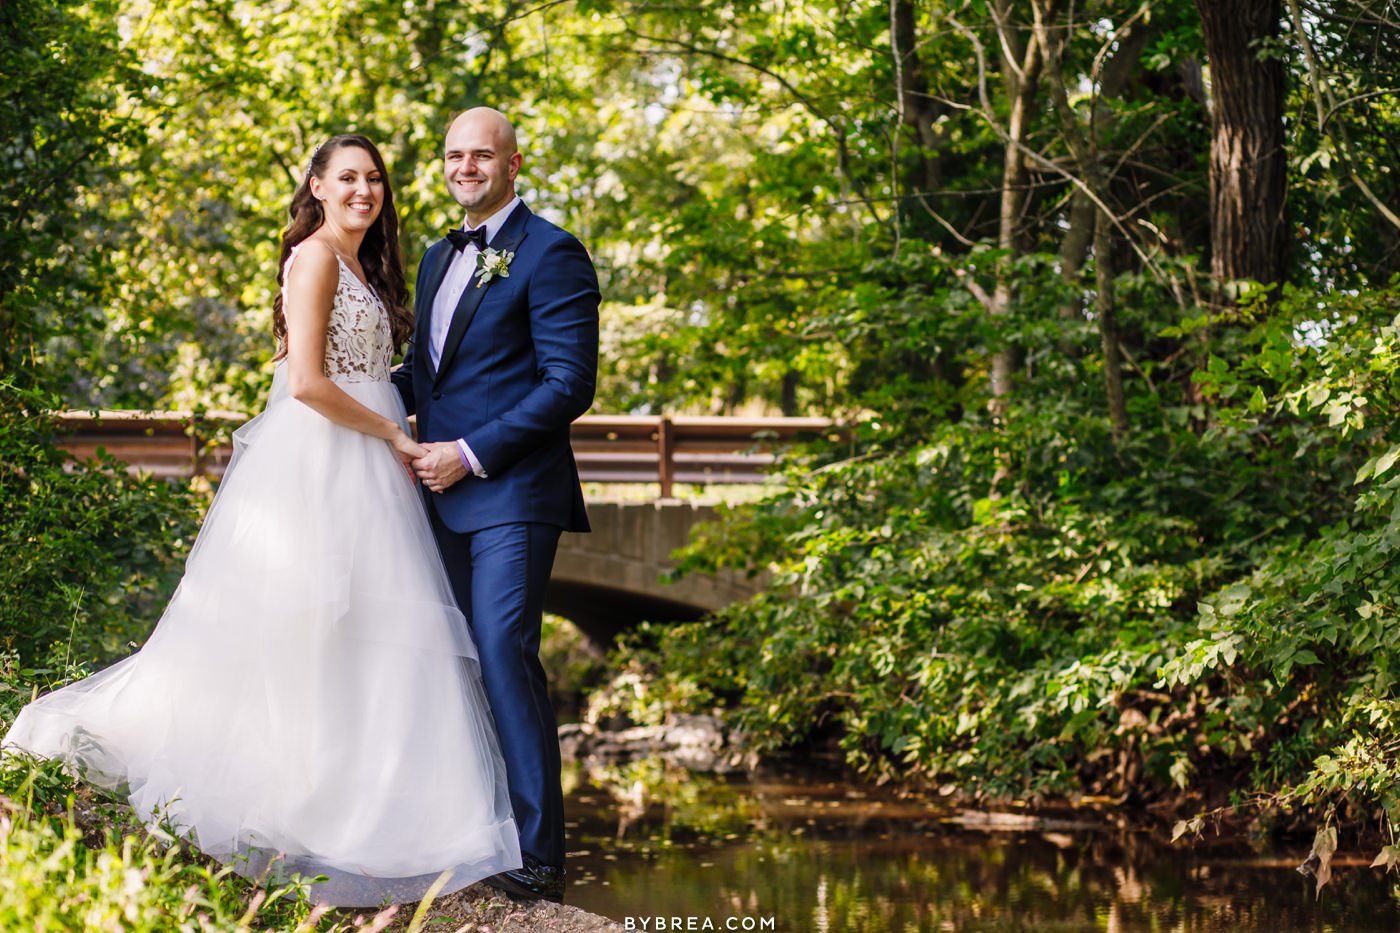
[{"xmin": 562, "ymin": 759, "xmax": 1400, "ymax": 932}]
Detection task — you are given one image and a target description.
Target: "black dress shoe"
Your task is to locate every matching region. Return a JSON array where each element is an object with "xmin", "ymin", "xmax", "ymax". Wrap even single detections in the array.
[{"xmin": 484, "ymin": 854, "xmax": 565, "ymax": 903}]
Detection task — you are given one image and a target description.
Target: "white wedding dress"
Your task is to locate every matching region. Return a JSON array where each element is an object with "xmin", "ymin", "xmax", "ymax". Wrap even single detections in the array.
[{"xmin": 3, "ymin": 245, "xmax": 521, "ymax": 907}]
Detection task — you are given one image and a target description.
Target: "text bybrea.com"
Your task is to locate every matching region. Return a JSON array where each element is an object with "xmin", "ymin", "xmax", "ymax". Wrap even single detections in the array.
[{"xmin": 624, "ymin": 917, "xmax": 777, "ymax": 932}]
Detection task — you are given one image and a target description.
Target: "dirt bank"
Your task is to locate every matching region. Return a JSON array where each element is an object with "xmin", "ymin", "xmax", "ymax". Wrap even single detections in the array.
[{"xmin": 378, "ymin": 883, "xmax": 623, "ymax": 932}]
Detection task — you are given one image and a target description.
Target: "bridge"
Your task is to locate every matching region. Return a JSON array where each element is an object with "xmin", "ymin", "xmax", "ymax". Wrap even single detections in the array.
[{"xmin": 53, "ymin": 411, "xmax": 839, "ymax": 642}]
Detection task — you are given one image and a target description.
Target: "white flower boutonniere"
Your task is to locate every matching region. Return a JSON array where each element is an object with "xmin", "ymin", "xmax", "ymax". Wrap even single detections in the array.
[{"xmin": 476, "ymin": 247, "xmax": 514, "ymax": 288}]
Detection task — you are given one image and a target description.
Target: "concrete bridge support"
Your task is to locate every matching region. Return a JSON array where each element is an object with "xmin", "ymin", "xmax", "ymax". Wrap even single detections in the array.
[{"xmin": 545, "ymin": 500, "xmax": 762, "ymax": 644}]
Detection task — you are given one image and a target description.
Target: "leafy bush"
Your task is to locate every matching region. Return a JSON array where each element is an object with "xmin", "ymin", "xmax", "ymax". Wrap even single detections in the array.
[
  {"xmin": 593, "ymin": 279, "xmax": 1400, "ymax": 842},
  {"xmin": 0, "ymin": 381, "xmax": 199, "ymax": 667}
]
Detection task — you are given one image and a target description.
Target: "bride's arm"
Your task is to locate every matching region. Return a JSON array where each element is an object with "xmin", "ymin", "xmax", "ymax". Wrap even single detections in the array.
[{"xmin": 284, "ymin": 240, "xmax": 425, "ymax": 462}]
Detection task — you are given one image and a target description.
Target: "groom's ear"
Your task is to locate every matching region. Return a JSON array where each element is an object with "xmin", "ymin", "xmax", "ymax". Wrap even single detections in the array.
[{"xmin": 507, "ymin": 150, "xmax": 522, "ymax": 182}]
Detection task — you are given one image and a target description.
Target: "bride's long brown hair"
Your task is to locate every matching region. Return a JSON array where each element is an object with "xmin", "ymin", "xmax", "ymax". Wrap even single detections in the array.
[{"xmin": 272, "ymin": 135, "xmax": 412, "ymax": 358}]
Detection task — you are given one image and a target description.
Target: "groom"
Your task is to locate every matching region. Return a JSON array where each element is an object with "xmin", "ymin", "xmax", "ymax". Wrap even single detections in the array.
[{"xmin": 392, "ymin": 107, "xmax": 599, "ymax": 903}]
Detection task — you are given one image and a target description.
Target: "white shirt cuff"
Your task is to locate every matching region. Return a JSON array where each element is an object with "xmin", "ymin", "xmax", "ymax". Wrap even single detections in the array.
[{"xmin": 457, "ymin": 439, "xmax": 487, "ymax": 478}]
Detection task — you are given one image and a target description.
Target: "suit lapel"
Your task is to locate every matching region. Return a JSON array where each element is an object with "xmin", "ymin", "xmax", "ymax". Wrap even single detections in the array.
[
  {"xmin": 416, "ymin": 241, "xmax": 455, "ymax": 379},
  {"xmin": 433, "ymin": 203, "xmax": 532, "ymax": 387}
]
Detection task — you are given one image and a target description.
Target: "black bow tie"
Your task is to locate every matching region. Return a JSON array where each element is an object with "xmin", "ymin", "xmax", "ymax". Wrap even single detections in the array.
[{"xmin": 446, "ymin": 226, "xmax": 489, "ymax": 252}]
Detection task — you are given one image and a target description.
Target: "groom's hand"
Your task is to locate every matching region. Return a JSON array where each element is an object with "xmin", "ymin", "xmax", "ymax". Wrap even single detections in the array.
[{"xmin": 413, "ymin": 442, "xmax": 469, "ymax": 493}]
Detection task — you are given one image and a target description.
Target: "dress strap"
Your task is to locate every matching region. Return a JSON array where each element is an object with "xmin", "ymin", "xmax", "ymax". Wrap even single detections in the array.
[{"xmin": 283, "ymin": 242, "xmax": 304, "ymax": 279}]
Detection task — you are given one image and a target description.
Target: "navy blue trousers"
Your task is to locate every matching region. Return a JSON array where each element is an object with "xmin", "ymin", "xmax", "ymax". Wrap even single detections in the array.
[{"xmin": 427, "ymin": 507, "xmax": 564, "ymax": 867}]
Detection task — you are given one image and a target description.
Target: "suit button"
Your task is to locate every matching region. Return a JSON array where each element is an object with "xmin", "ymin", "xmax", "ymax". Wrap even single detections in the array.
[{"xmin": 432, "ymin": 391, "xmax": 442, "ymax": 400}]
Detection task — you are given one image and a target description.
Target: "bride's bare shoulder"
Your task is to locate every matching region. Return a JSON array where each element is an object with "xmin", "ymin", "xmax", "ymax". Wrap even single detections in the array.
[
  {"xmin": 283, "ymin": 240, "xmax": 340, "ymax": 325},
  {"xmin": 288, "ymin": 238, "xmax": 339, "ymax": 280}
]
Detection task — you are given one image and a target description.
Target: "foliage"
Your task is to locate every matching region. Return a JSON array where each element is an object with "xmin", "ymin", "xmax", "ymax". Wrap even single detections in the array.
[
  {"xmin": 0, "ymin": 381, "xmax": 198, "ymax": 666},
  {"xmin": 562, "ymin": 0, "xmax": 1400, "ymax": 869},
  {"xmin": 13, "ymin": 0, "xmax": 1400, "ymax": 880},
  {"xmin": 595, "ymin": 279, "xmax": 1400, "ymax": 848},
  {"xmin": 541, "ymin": 613, "xmax": 609, "ymax": 722},
  {"xmin": 1162, "ymin": 283, "xmax": 1400, "ymax": 822},
  {"xmin": 0, "ymin": 0, "xmax": 160, "ymax": 396}
]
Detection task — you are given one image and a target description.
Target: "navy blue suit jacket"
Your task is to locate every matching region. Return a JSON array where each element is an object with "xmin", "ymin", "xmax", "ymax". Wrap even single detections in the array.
[{"xmin": 392, "ymin": 202, "xmax": 598, "ymax": 534}]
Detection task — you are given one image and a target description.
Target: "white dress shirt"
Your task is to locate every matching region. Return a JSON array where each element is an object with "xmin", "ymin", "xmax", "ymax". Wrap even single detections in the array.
[{"xmin": 430, "ymin": 194, "xmax": 522, "ymax": 479}]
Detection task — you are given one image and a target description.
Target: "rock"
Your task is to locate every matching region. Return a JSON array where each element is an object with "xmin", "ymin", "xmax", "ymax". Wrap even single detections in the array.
[
  {"xmin": 558, "ymin": 721, "xmax": 595, "ymax": 759},
  {"xmin": 557, "ymin": 714, "xmax": 741, "ymax": 772},
  {"xmin": 948, "ymin": 809, "xmax": 1103, "ymax": 832},
  {"xmin": 379, "ymin": 883, "xmax": 623, "ymax": 931},
  {"xmin": 667, "ymin": 714, "xmax": 724, "ymax": 748}
]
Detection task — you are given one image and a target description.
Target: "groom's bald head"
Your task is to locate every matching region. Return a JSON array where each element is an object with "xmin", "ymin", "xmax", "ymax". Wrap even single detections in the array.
[
  {"xmin": 444, "ymin": 107, "xmax": 522, "ymax": 223},
  {"xmin": 447, "ymin": 107, "xmax": 518, "ymax": 155}
]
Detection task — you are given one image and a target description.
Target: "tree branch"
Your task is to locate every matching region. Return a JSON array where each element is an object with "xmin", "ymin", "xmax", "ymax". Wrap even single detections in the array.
[{"xmin": 1286, "ymin": 0, "xmax": 1400, "ymax": 231}]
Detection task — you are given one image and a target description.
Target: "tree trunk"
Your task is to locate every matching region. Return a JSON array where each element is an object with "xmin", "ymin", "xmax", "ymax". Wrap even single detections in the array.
[
  {"xmin": 890, "ymin": 0, "xmax": 944, "ymax": 199},
  {"xmin": 1195, "ymin": 0, "xmax": 1287, "ymax": 291},
  {"xmin": 1058, "ymin": 22, "xmax": 1152, "ymax": 322},
  {"xmin": 1096, "ymin": 208, "xmax": 1129, "ymax": 440},
  {"xmin": 1060, "ymin": 191, "xmax": 1096, "ymax": 303},
  {"xmin": 780, "ymin": 370, "xmax": 799, "ymax": 417},
  {"xmin": 989, "ymin": 3, "xmax": 1045, "ymax": 407},
  {"xmin": 1057, "ymin": 190, "xmax": 1095, "ymax": 355},
  {"xmin": 1030, "ymin": 0, "xmax": 1147, "ymax": 436}
]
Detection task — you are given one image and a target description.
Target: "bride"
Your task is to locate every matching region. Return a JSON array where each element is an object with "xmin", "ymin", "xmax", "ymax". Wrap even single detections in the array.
[{"xmin": 2, "ymin": 135, "xmax": 522, "ymax": 907}]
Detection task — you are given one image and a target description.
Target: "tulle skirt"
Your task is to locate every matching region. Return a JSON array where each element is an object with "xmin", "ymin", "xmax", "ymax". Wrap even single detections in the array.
[{"xmin": 2, "ymin": 367, "xmax": 521, "ymax": 906}]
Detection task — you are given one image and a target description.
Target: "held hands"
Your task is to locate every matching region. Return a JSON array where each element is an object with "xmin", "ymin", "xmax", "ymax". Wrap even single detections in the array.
[
  {"xmin": 413, "ymin": 442, "xmax": 469, "ymax": 494},
  {"xmin": 391, "ymin": 432, "xmax": 429, "ymax": 484}
]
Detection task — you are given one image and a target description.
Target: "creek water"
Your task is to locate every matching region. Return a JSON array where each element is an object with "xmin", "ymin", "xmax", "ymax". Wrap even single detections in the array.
[{"xmin": 559, "ymin": 763, "xmax": 1400, "ymax": 932}]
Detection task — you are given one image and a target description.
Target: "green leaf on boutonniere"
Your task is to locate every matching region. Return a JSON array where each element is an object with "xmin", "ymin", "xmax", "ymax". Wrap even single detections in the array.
[{"xmin": 476, "ymin": 247, "xmax": 515, "ymax": 287}]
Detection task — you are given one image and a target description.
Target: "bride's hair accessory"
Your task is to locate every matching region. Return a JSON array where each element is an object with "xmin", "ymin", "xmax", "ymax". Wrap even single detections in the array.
[{"xmin": 304, "ymin": 142, "xmax": 325, "ymax": 182}]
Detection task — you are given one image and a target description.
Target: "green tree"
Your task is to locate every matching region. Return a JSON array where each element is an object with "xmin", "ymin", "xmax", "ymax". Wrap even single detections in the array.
[{"xmin": 0, "ymin": 0, "xmax": 156, "ymax": 393}]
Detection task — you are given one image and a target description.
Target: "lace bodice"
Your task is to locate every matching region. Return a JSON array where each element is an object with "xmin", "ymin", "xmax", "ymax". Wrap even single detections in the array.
[{"xmin": 285, "ymin": 245, "xmax": 393, "ymax": 383}]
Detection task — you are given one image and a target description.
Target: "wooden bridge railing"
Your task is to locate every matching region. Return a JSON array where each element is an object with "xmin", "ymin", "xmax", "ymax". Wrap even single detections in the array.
[{"xmin": 52, "ymin": 411, "xmax": 841, "ymax": 497}]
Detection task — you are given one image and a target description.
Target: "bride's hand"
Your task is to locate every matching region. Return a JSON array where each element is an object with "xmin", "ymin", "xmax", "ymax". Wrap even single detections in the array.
[{"xmin": 391, "ymin": 432, "xmax": 428, "ymax": 480}]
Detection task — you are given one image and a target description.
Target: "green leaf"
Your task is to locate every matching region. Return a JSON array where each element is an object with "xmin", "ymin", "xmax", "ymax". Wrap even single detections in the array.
[
  {"xmin": 1293, "ymin": 649, "xmax": 1321, "ymax": 667},
  {"xmin": 1374, "ymin": 445, "xmax": 1400, "ymax": 480}
]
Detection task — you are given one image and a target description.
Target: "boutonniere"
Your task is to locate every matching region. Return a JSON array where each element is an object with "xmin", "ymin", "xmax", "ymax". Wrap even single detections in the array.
[{"xmin": 476, "ymin": 247, "xmax": 514, "ymax": 288}]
